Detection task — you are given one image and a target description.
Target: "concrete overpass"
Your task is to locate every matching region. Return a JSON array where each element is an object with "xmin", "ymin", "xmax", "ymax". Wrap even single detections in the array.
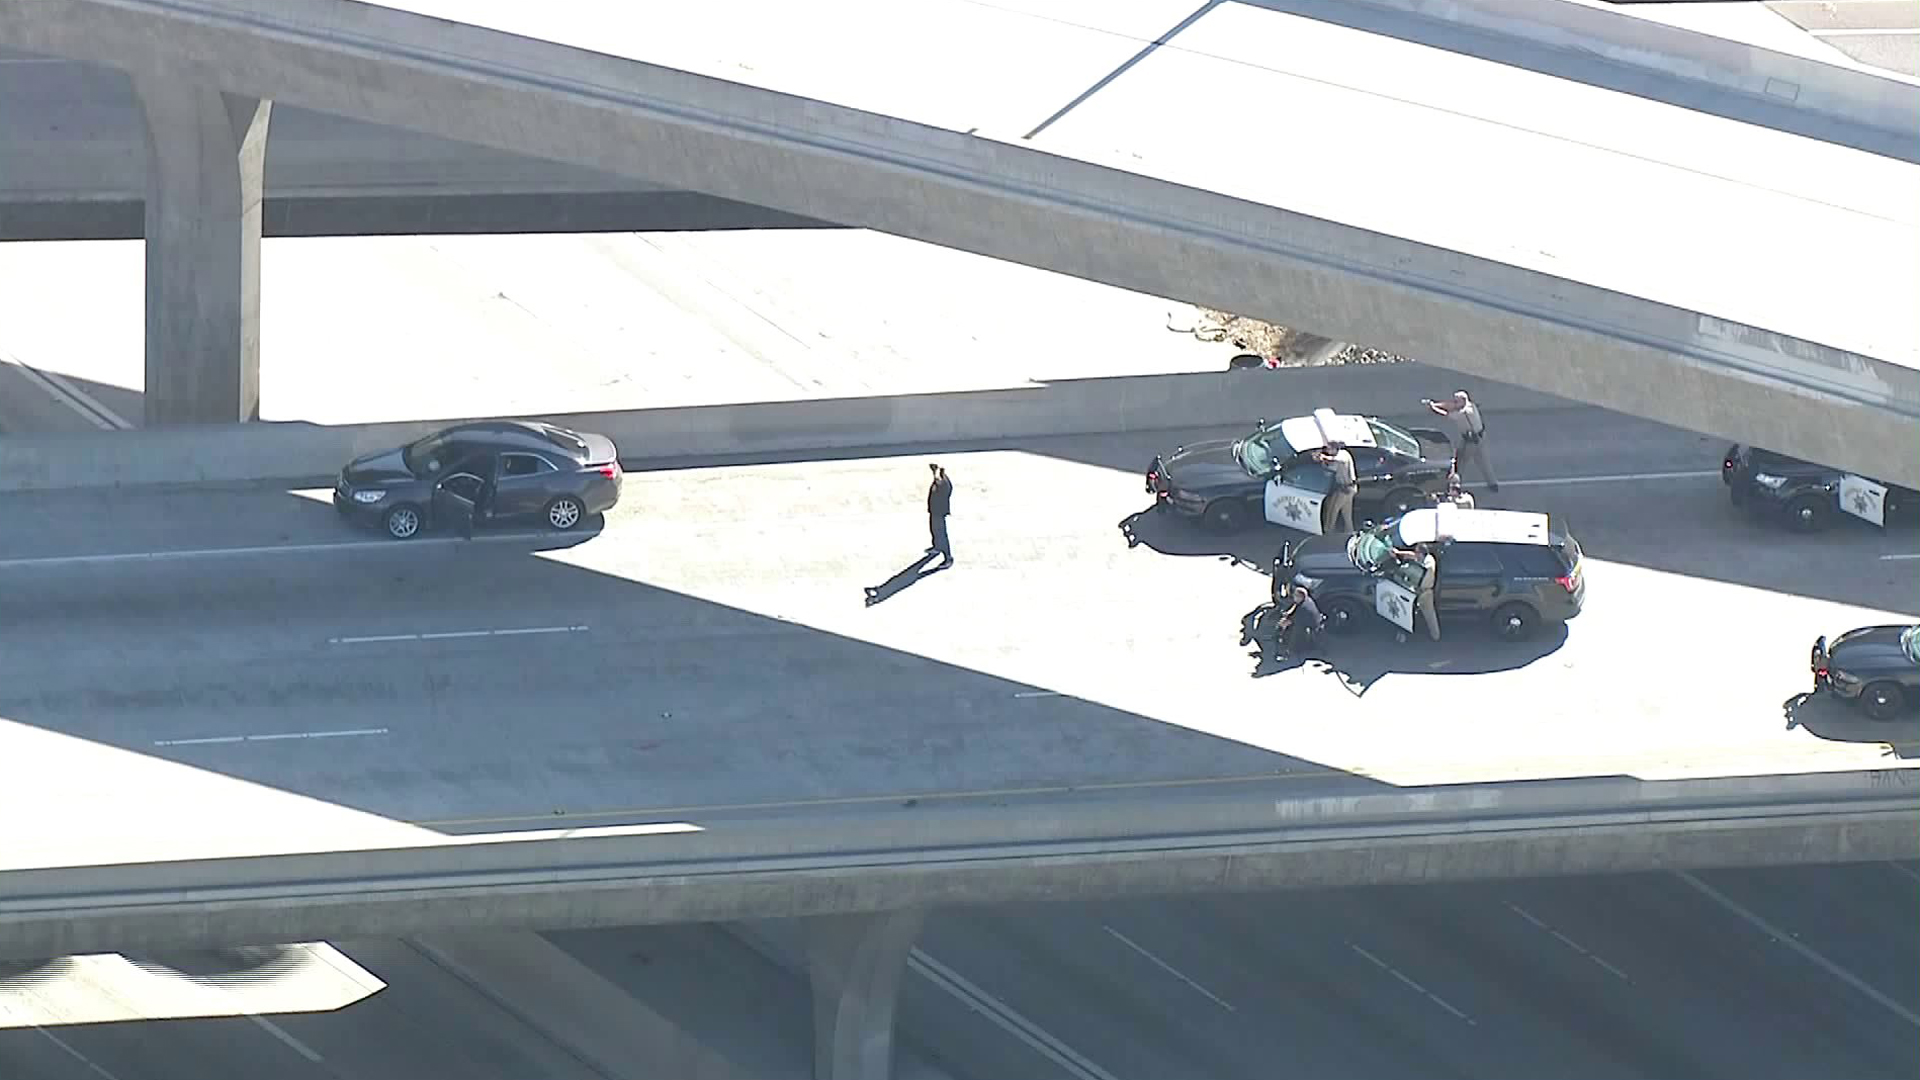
[
  {"xmin": 1, "ymin": 0, "xmax": 1917, "ymax": 483},
  {"xmin": 0, "ymin": 44, "xmax": 824, "ymax": 240},
  {"xmin": 3, "ymin": 773, "xmax": 1914, "ymax": 1079}
]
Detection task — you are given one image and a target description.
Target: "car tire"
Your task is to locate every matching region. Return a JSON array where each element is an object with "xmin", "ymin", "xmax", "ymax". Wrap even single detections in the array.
[
  {"xmin": 1785, "ymin": 494, "xmax": 1831, "ymax": 532},
  {"xmin": 382, "ymin": 504, "xmax": 423, "ymax": 540},
  {"xmin": 1860, "ymin": 681, "xmax": 1907, "ymax": 721},
  {"xmin": 544, "ymin": 495, "xmax": 586, "ymax": 532},
  {"xmin": 1203, "ymin": 498, "xmax": 1251, "ymax": 533},
  {"xmin": 1323, "ymin": 597, "xmax": 1367, "ymax": 635},
  {"xmin": 1491, "ymin": 602, "xmax": 1538, "ymax": 641},
  {"xmin": 1381, "ymin": 487, "xmax": 1425, "ymax": 520}
]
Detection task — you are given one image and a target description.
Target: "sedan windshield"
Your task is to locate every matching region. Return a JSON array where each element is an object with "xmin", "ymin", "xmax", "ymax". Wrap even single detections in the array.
[
  {"xmin": 1367, "ymin": 419, "xmax": 1421, "ymax": 459},
  {"xmin": 1235, "ymin": 431, "xmax": 1283, "ymax": 477},
  {"xmin": 1350, "ymin": 523, "xmax": 1398, "ymax": 574},
  {"xmin": 1903, "ymin": 626, "xmax": 1920, "ymax": 665},
  {"xmin": 401, "ymin": 433, "xmax": 450, "ymax": 475}
]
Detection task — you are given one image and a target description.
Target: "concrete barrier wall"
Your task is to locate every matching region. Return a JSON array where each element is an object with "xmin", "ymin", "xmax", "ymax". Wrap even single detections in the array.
[
  {"xmin": 0, "ymin": 770, "xmax": 1913, "ymax": 957},
  {"xmin": 0, "ymin": 362, "xmax": 1574, "ymax": 492}
]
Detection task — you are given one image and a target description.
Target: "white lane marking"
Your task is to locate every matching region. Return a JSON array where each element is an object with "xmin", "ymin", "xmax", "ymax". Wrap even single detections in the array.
[
  {"xmin": 1506, "ymin": 903, "xmax": 1631, "ymax": 982},
  {"xmin": 0, "ymin": 58, "xmax": 74, "ymax": 65},
  {"xmin": 1495, "ymin": 469, "xmax": 1720, "ymax": 488},
  {"xmin": 1347, "ymin": 942, "xmax": 1476, "ymax": 1025},
  {"xmin": 1102, "ymin": 924, "xmax": 1236, "ymax": 1012},
  {"xmin": 909, "ymin": 949, "xmax": 1119, "ymax": 1080},
  {"xmin": 1886, "ymin": 861, "xmax": 1920, "ymax": 886},
  {"xmin": 155, "ymin": 727, "xmax": 388, "ymax": 747},
  {"xmin": 1879, "ymin": 553, "xmax": 1920, "ymax": 561},
  {"xmin": 29, "ymin": 1025, "xmax": 123, "ymax": 1078},
  {"xmin": 247, "ymin": 1015, "xmax": 324, "ymax": 1063},
  {"xmin": 0, "ymin": 530, "xmax": 587, "ymax": 570},
  {"xmin": 1013, "ymin": 690, "xmax": 1063, "ymax": 698},
  {"xmin": 1676, "ymin": 871, "xmax": 1920, "ymax": 1028},
  {"xmin": 330, "ymin": 625, "xmax": 589, "ymax": 645}
]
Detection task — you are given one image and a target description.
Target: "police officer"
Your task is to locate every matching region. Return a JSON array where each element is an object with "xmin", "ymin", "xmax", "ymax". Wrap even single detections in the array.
[
  {"xmin": 926, "ymin": 463, "xmax": 954, "ymax": 566},
  {"xmin": 1314, "ymin": 440, "xmax": 1358, "ymax": 534},
  {"xmin": 1393, "ymin": 541, "xmax": 1441, "ymax": 642},
  {"xmin": 1425, "ymin": 391, "xmax": 1498, "ymax": 492}
]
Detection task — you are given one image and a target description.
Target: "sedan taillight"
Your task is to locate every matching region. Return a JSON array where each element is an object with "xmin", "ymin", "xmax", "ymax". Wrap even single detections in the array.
[{"xmin": 590, "ymin": 463, "xmax": 619, "ymax": 478}]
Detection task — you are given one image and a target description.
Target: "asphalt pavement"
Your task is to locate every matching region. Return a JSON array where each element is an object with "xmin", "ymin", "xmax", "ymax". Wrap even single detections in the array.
[
  {"xmin": 1771, "ymin": 0, "xmax": 1920, "ymax": 76},
  {"xmin": 882, "ymin": 860, "xmax": 1920, "ymax": 1080},
  {"xmin": 0, "ymin": 939, "xmax": 615, "ymax": 1080},
  {"xmin": 0, "ymin": 403, "xmax": 1914, "ymax": 870}
]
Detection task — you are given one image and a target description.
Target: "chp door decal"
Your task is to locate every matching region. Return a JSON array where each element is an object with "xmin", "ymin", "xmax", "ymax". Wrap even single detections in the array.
[
  {"xmin": 1839, "ymin": 474, "xmax": 1887, "ymax": 527},
  {"xmin": 1375, "ymin": 579, "xmax": 1416, "ymax": 633},
  {"xmin": 1264, "ymin": 476, "xmax": 1327, "ymax": 535}
]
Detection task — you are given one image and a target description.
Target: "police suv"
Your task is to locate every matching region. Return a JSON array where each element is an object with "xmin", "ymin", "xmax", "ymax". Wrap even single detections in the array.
[{"xmin": 1277, "ymin": 505, "xmax": 1587, "ymax": 641}]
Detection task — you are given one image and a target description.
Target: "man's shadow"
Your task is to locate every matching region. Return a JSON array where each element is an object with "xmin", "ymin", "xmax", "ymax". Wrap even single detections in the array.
[{"xmin": 863, "ymin": 552, "xmax": 950, "ymax": 607}]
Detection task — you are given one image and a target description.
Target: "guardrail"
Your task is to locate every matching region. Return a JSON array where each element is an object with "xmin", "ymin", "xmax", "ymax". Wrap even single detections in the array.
[
  {"xmin": 0, "ymin": 363, "xmax": 1573, "ymax": 492},
  {"xmin": 2, "ymin": 770, "xmax": 1914, "ymax": 958}
]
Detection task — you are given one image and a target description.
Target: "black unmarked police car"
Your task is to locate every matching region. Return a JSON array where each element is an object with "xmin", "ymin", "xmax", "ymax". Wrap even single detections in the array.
[
  {"xmin": 1278, "ymin": 505, "xmax": 1586, "ymax": 641},
  {"xmin": 1147, "ymin": 408, "xmax": 1453, "ymax": 533},
  {"xmin": 1723, "ymin": 444, "xmax": 1916, "ymax": 533}
]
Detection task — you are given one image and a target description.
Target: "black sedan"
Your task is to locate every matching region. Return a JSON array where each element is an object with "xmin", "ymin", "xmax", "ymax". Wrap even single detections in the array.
[
  {"xmin": 1147, "ymin": 408, "xmax": 1452, "ymax": 533},
  {"xmin": 333, "ymin": 420, "xmax": 623, "ymax": 539},
  {"xmin": 1723, "ymin": 444, "xmax": 1915, "ymax": 532},
  {"xmin": 1811, "ymin": 624, "xmax": 1920, "ymax": 720}
]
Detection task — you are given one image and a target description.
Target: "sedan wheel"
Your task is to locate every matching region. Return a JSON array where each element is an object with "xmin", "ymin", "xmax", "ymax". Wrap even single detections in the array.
[
  {"xmin": 1861, "ymin": 681, "xmax": 1907, "ymax": 721},
  {"xmin": 546, "ymin": 496, "xmax": 585, "ymax": 531},
  {"xmin": 383, "ymin": 505, "xmax": 422, "ymax": 540}
]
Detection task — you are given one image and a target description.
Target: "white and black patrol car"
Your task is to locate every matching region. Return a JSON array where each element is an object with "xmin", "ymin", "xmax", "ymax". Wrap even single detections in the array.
[
  {"xmin": 1277, "ymin": 505, "xmax": 1586, "ymax": 641},
  {"xmin": 1146, "ymin": 408, "xmax": 1454, "ymax": 533},
  {"xmin": 1723, "ymin": 444, "xmax": 1916, "ymax": 533}
]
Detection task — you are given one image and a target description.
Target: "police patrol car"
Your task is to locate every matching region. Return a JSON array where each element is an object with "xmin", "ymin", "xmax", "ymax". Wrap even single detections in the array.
[
  {"xmin": 1723, "ymin": 444, "xmax": 1916, "ymax": 533},
  {"xmin": 1277, "ymin": 504, "xmax": 1587, "ymax": 641},
  {"xmin": 1146, "ymin": 408, "xmax": 1453, "ymax": 533}
]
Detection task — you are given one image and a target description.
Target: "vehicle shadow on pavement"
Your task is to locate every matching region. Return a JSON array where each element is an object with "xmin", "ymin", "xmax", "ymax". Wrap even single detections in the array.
[
  {"xmin": 863, "ymin": 553, "xmax": 949, "ymax": 606},
  {"xmin": 1118, "ymin": 505, "xmax": 1293, "ymax": 575},
  {"xmin": 1782, "ymin": 692, "xmax": 1920, "ymax": 759},
  {"xmin": 1307, "ymin": 624, "xmax": 1571, "ymax": 698}
]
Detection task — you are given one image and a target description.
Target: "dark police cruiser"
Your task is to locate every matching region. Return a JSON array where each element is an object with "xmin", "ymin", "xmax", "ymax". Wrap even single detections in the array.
[
  {"xmin": 334, "ymin": 420, "xmax": 623, "ymax": 539},
  {"xmin": 1810, "ymin": 624, "xmax": 1920, "ymax": 720},
  {"xmin": 1722, "ymin": 444, "xmax": 1916, "ymax": 533},
  {"xmin": 1146, "ymin": 408, "xmax": 1453, "ymax": 533},
  {"xmin": 1277, "ymin": 505, "xmax": 1586, "ymax": 641}
]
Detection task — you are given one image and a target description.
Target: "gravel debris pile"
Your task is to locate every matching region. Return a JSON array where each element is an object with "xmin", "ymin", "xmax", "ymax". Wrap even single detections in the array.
[{"xmin": 1188, "ymin": 307, "xmax": 1407, "ymax": 366}]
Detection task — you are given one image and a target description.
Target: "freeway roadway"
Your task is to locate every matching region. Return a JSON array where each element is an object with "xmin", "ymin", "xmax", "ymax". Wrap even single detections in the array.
[
  {"xmin": 883, "ymin": 861, "xmax": 1920, "ymax": 1079},
  {"xmin": 0, "ymin": 402, "xmax": 1913, "ymax": 871}
]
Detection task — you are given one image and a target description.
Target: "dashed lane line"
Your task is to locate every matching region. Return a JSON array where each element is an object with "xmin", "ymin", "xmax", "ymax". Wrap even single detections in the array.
[
  {"xmin": 329, "ymin": 625, "xmax": 589, "ymax": 645},
  {"xmin": 1348, "ymin": 942, "xmax": 1477, "ymax": 1025},
  {"xmin": 1677, "ymin": 871, "xmax": 1920, "ymax": 1029},
  {"xmin": 161, "ymin": 726, "xmax": 393, "ymax": 745}
]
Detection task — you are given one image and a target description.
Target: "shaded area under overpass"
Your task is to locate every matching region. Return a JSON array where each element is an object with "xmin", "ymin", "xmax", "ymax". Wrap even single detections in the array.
[{"xmin": 0, "ymin": 0, "xmax": 1914, "ymax": 482}]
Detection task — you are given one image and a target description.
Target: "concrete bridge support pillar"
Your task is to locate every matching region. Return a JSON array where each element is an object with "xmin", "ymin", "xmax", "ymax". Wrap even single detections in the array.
[
  {"xmin": 132, "ymin": 76, "xmax": 270, "ymax": 426},
  {"xmin": 806, "ymin": 908, "xmax": 927, "ymax": 1080}
]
